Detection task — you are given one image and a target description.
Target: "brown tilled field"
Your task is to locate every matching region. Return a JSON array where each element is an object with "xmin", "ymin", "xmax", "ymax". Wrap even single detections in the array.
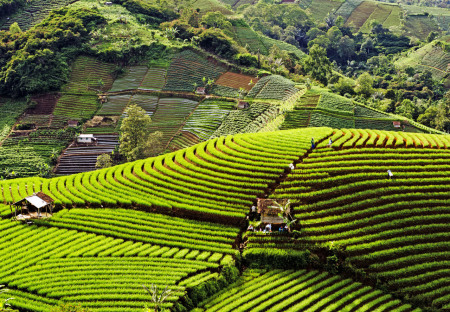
[
  {"xmin": 28, "ymin": 93, "xmax": 60, "ymax": 115},
  {"xmin": 215, "ymin": 72, "xmax": 259, "ymax": 91}
]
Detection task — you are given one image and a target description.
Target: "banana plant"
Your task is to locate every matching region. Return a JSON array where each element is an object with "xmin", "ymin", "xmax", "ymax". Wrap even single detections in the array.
[{"xmin": 142, "ymin": 284, "xmax": 172, "ymax": 312}]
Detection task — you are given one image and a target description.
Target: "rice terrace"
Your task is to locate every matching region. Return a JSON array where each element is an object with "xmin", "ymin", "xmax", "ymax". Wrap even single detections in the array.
[{"xmin": 0, "ymin": 0, "xmax": 449, "ymax": 311}]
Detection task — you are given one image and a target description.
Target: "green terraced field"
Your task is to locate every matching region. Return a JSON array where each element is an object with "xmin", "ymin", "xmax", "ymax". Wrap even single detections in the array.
[
  {"xmin": 199, "ymin": 269, "xmax": 419, "ymax": 312},
  {"xmin": 1, "ymin": 128, "xmax": 448, "ymax": 311}
]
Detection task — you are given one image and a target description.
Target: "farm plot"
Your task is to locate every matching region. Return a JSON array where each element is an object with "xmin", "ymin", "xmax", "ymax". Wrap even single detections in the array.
[
  {"xmin": 168, "ymin": 131, "xmax": 201, "ymax": 151},
  {"xmin": 334, "ymin": 0, "xmax": 364, "ymax": 21},
  {"xmin": 233, "ymin": 27, "xmax": 268, "ymax": 55},
  {"xmin": 0, "ymin": 216, "xmax": 233, "ymax": 312},
  {"xmin": 63, "ymin": 56, "xmax": 115, "ymax": 94},
  {"xmin": 247, "ymin": 75, "xmax": 298, "ymax": 100},
  {"xmin": 164, "ymin": 50, "xmax": 227, "ymax": 92},
  {"xmin": 215, "ymin": 72, "xmax": 258, "ymax": 91},
  {"xmin": 0, "ymin": 134, "xmax": 69, "ymax": 177},
  {"xmin": 28, "ymin": 93, "xmax": 59, "ymax": 115},
  {"xmin": 149, "ymin": 97, "xmax": 199, "ymax": 146},
  {"xmin": 0, "ymin": 98, "xmax": 28, "ymax": 142},
  {"xmin": 383, "ymin": 4, "xmax": 402, "ymax": 29},
  {"xmin": 200, "ymin": 269, "xmax": 417, "ymax": 312},
  {"xmin": 307, "ymin": 0, "xmax": 343, "ymax": 21},
  {"xmin": 316, "ymin": 92, "xmax": 354, "ymax": 114},
  {"xmin": 0, "ymin": 0, "xmax": 77, "ymax": 30},
  {"xmin": 212, "ymin": 102, "xmax": 273, "ymax": 137},
  {"xmin": 139, "ymin": 68, "xmax": 166, "ymax": 90},
  {"xmin": 97, "ymin": 94, "xmax": 132, "ymax": 116},
  {"xmin": 403, "ymin": 16, "xmax": 439, "ymax": 41},
  {"xmin": 419, "ymin": 45, "xmax": 450, "ymax": 80},
  {"xmin": 309, "ymin": 110, "xmax": 355, "ymax": 129},
  {"xmin": 181, "ymin": 99, "xmax": 235, "ymax": 140},
  {"xmin": 55, "ymin": 134, "xmax": 118, "ymax": 175},
  {"xmin": 109, "ymin": 66, "xmax": 149, "ymax": 92},
  {"xmin": 128, "ymin": 94, "xmax": 159, "ymax": 117},
  {"xmin": 354, "ymin": 104, "xmax": 393, "ymax": 119},
  {"xmin": 359, "ymin": 3, "xmax": 394, "ymax": 33},
  {"xmin": 210, "ymin": 85, "xmax": 240, "ymax": 97},
  {"xmin": 345, "ymin": 1, "xmax": 378, "ymax": 30},
  {"xmin": 52, "ymin": 95, "xmax": 99, "ymax": 122},
  {"xmin": 191, "ymin": 0, "xmax": 233, "ymax": 15},
  {"xmin": 273, "ymin": 132, "xmax": 450, "ymax": 309},
  {"xmin": 280, "ymin": 108, "xmax": 313, "ymax": 130}
]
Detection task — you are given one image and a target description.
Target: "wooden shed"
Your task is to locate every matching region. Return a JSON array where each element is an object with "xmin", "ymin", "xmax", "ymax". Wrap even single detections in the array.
[
  {"xmin": 13, "ymin": 192, "xmax": 54, "ymax": 220},
  {"xmin": 257, "ymin": 198, "xmax": 290, "ymax": 224}
]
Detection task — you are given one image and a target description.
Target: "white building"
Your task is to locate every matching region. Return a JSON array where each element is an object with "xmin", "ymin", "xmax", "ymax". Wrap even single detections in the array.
[{"xmin": 77, "ymin": 134, "xmax": 96, "ymax": 144}]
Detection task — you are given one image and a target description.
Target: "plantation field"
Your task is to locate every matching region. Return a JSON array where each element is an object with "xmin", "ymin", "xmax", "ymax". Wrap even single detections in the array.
[
  {"xmin": 359, "ymin": 3, "xmax": 396, "ymax": 33},
  {"xmin": 0, "ymin": 128, "xmax": 449, "ymax": 311},
  {"xmin": 179, "ymin": 99, "xmax": 235, "ymax": 141},
  {"xmin": 211, "ymin": 102, "xmax": 278, "ymax": 137},
  {"xmin": 0, "ymin": 208, "xmax": 237, "ymax": 311},
  {"xmin": 233, "ymin": 27, "xmax": 269, "ymax": 55},
  {"xmin": 109, "ymin": 66, "xmax": 148, "ymax": 92},
  {"xmin": 164, "ymin": 50, "xmax": 227, "ymax": 92},
  {"xmin": 307, "ymin": 0, "xmax": 342, "ymax": 21},
  {"xmin": 63, "ymin": 56, "xmax": 115, "ymax": 94},
  {"xmin": 335, "ymin": 0, "xmax": 364, "ymax": 21},
  {"xmin": 247, "ymin": 75, "xmax": 298, "ymax": 101},
  {"xmin": 0, "ymin": 0, "xmax": 77, "ymax": 31},
  {"xmin": 272, "ymin": 129, "xmax": 450, "ymax": 309},
  {"xmin": 345, "ymin": 1, "xmax": 378, "ymax": 30},
  {"xmin": 403, "ymin": 15, "xmax": 439, "ymax": 41},
  {"xmin": 394, "ymin": 41, "xmax": 450, "ymax": 81},
  {"xmin": 0, "ymin": 98, "xmax": 28, "ymax": 142},
  {"xmin": 148, "ymin": 97, "xmax": 199, "ymax": 147},
  {"xmin": 198, "ymin": 269, "xmax": 419, "ymax": 312}
]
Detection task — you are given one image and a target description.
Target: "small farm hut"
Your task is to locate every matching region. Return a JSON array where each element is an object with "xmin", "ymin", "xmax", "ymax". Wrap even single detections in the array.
[
  {"xmin": 196, "ymin": 87, "xmax": 206, "ymax": 95},
  {"xmin": 393, "ymin": 121, "xmax": 401, "ymax": 128},
  {"xmin": 77, "ymin": 134, "xmax": 96, "ymax": 144},
  {"xmin": 68, "ymin": 120, "xmax": 78, "ymax": 128},
  {"xmin": 257, "ymin": 198, "xmax": 290, "ymax": 224},
  {"xmin": 237, "ymin": 101, "xmax": 249, "ymax": 109},
  {"xmin": 13, "ymin": 192, "xmax": 54, "ymax": 220}
]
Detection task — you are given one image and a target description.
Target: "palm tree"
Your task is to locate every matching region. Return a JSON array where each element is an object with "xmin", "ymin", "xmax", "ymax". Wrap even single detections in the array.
[{"xmin": 142, "ymin": 284, "xmax": 172, "ymax": 312}]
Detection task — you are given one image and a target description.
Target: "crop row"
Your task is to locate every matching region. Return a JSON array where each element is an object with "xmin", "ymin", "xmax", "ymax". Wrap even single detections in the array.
[
  {"xmin": 200, "ymin": 269, "xmax": 416, "ymax": 312},
  {"xmin": 41, "ymin": 208, "xmax": 238, "ymax": 253}
]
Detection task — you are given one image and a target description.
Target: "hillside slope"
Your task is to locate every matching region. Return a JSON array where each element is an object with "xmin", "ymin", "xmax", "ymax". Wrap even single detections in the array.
[{"xmin": 0, "ymin": 128, "xmax": 449, "ymax": 311}]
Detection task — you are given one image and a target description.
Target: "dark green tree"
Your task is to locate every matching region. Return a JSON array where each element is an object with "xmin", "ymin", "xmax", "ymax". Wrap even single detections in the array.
[{"xmin": 303, "ymin": 44, "xmax": 332, "ymax": 85}]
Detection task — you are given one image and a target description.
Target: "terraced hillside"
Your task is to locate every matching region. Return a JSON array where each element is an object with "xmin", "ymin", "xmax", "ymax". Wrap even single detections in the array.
[
  {"xmin": 395, "ymin": 40, "xmax": 450, "ymax": 84},
  {"xmin": 0, "ymin": 209, "xmax": 238, "ymax": 311},
  {"xmin": 270, "ymin": 129, "xmax": 450, "ymax": 309},
  {"xmin": 198, "ymin": 269, "xmax": 420, "ymax": 312},
  {"xmin": 279, "ymin": 88, "xmax": 437, "ymax": 133},
  {"xmin": 0, "ymin": 128, "xmax": 449, "ymax": 311}
]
